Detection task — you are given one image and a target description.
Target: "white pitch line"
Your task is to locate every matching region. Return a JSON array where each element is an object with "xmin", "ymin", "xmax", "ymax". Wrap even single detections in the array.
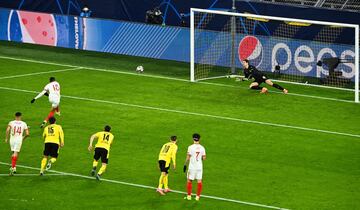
[
  {"xmin": 0, "ymin": 86, "xmax": 359, "ymax": 139},
  {"xmin": 0, "ymin": 162, "xmax": 290, "ymax": 210},
  {"xmin": 84, "ymin": 67, "xmax": 189, "ymax": 82},
  {"xmin": 0, "ymin": 55, "xmax": 77, "ymax": 68},
  {"xmin": 0, "ymin": 55, "xmax": 189, "ymax": 82},
  {"xmin": 201, "ymin": 81, "xmax": 355, "ymax": 103},
  {"xmin": 197, "ymin": 75, "xmax": 229, "ymax": 81},
  {"xmin": 0, "ymin": 55, "xmax": 355, "ymax": 104},
  {"xmin": 0, "ymin": 67, "xmax": 82, "ymax": 80},
  {"xmin": 8, "ymin": 198, "xmax": 28, "ymax": 202},
  {"xmin": 0, "ymin": 173, "xmax": 66, "ymax": 176}
]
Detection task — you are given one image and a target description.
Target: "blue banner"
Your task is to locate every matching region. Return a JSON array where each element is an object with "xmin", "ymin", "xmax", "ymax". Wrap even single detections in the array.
[
  {"xmin": 0, "ymin": 8, "xmax": 356, "ymax": 80},
  {"xmin": 195, "ymin": 32, "xmax": 355, "ymax": 80}
]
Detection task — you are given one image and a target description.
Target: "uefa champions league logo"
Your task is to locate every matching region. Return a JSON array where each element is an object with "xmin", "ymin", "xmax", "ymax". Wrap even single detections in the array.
[
  {"xmin": 238, "ymin": 35, "xmax": 263, "ymax": 68},
  {"xmin": 8, "ymin": 10, "xmax": 57, "ymax": 46}
]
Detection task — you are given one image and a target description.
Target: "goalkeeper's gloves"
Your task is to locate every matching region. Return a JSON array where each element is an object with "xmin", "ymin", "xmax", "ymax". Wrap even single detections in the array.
[
  {"xmin": 183, "ymin": 165, "xmax": 187, "ymax": 173},
  {"xmin": 30, "ymin": 99, "xmax": 35, "ymax": 103}
]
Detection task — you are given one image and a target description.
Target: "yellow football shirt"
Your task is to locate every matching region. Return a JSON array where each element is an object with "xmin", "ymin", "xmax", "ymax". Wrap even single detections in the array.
[
  {"xmin": 158, "ymin": 142, "xmax": 177, "ymax": 167},
  {"xmin": 43, "ymin": 124, "xmax": 64, "ymax": 145},
  {"xmin": 94, "ymin": 131, "xmax": 114, "ymax": 151}
]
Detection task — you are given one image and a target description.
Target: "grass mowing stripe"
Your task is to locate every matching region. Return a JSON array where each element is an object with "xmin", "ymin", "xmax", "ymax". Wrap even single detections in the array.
[
  {"xmin": 0, "ymin": 55, "xmax": 355, "ymax": 104},
  {"xmin": 0, "ymin": 162, "xmax": 290, "ymax": 210},
  {"xmin": 0, "ymin": 67, "xmax": 82, "ymax": 80},
  {"xmin": 0, "ymin": 86, "xmax": 359, "ymax": 139}
]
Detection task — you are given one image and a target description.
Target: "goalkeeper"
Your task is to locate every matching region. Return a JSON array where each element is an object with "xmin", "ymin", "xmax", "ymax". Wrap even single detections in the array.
[{"xmin": 242, "ymin": 59, "xmax": 288, "ymax": 94}]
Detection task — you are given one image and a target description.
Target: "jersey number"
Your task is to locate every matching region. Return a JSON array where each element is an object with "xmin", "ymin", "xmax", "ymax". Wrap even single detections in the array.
[
  {"xmin": 48, "ymin": 127, "xmax": 54, "ymax": 134},
  {"xmin": 13, "ymin": 126, "xmax": 22, "ymax": 135},
  {"xmin": 195, "ymin": 152, "xmax": 200, "ymax": 161},
  {"xmin": 53, "ymin": 84, "xmax": 59, "ymax": 91},
  {"xmin": 162, "ymin": 145, "xmax": 170, "ymax": 153},
  {"xmin": 103, "ymin": 134, "xmax": 110, "ymax": 141}
]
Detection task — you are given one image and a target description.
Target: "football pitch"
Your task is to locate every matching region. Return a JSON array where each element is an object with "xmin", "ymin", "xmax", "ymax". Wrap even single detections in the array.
[{"xmin": 0, "ymin": 41, "xmax": 359, "ymax": 210}]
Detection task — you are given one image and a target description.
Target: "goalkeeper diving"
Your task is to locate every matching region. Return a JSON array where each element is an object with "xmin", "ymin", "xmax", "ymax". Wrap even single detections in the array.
[{"xmin": 242, "ymin": 59, "xmax": 288, "ymax": 94}]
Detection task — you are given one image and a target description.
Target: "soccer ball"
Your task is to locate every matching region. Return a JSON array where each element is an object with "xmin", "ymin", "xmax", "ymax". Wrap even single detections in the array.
[{"xmin": 136, "ymin": 65, "xmax": 144, "ymax": 73}]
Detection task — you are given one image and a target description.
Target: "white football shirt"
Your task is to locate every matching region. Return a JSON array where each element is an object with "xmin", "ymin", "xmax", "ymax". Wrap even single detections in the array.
[
  {"xmin": 8, "ymin": 120, "xmax": 28, "ymax": 141},
  {"xmin": 44, "ymin": 81, "xmax": 61, "ymax": 97},
  {"xmin": 187, "ymin": 143, "xmax": 206, "ymax": 170}
]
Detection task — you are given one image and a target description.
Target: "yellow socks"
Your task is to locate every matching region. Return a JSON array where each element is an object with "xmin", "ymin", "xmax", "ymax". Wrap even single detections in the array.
[
  {"xmin": 40, "ymin": 158, "xmax": 47, "ymax": 172},
  {"xmin": 163, "ymin": 175, "xmax": 169, "ymax": 189},
  {"xmin": 50, "ymin": 158, "xmax": 57, "ymax": 164},
  {"xmin": 158, "ymin": 174, "xmax": 164, "ymax": 189},
  {"xmin": 92, "ymin": 160, "xmax": 98, "ymax": 169},
  {"xmin": 98, "ymin": 165, "xmax": 107, "ymax": 175}
]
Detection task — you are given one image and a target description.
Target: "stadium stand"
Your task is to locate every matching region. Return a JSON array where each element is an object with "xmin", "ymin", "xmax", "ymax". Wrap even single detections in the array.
[{"xmin": 254, "ymin": 0, "xmax": 360, "ymax": 12}]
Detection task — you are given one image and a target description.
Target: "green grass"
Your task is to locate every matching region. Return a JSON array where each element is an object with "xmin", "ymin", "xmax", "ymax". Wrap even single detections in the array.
[{"xmin": 0, "ymin": 41, "xmax": 359, "ymax": 210}]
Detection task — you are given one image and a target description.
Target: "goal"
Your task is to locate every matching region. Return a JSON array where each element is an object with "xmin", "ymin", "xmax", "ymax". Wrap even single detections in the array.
[{"xmin": 190, "ymin": 8, "xmax": 359, "ymax": 103}]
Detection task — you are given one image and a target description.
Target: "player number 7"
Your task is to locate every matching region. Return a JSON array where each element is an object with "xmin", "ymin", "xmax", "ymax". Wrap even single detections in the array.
[{"xmin": 196, "ymin": 152, "xmax": 200, "ymax": 161}]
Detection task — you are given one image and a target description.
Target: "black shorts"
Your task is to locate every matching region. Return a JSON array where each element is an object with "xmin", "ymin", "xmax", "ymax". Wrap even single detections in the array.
[
  {"xmin": 158, "ymin": 160, "xmax": 170, "ymax": 173},
  {"xmin": 43, "ymin": 143, "xmax": 59, "ymax": 158},
  {"xmin": 94, "ymin": 148, "xmax": 109, "ymax": 164},
  {"xmin": 254, "ymin": 75, "xmax": 268, "ymax": 84}
]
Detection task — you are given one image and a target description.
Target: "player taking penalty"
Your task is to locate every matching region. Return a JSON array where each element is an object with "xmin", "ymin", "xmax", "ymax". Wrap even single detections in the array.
[
  {"xmin": 183, "ymin": 133, "xmax": 206, "ymax": 201},
  {"xmin": 242, "ymin": 59, "xmax": 288, "ymax": 94},
  {"xmin": 157, "ymin": 136, "xmax": 178, "ymax": 195},
  {"xmin": 88, "ymin": 125, "xmax": 114, "ymax": 181},
  {"xmin": 31, "ymin": 77, "xmax": 61, "ymax": 128},
  {"xmin": 40, "ymin": 117, "xmax": 64, "ymax": 175},
  {"xmin": 5, "ymin": 112, "xmax": 29, "ymax": 175}
]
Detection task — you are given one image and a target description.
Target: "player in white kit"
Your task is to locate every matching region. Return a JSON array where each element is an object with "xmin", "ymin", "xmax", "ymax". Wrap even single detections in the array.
[
  {"xmin": 31, "ymin": 77, "xmax": 61, "ymax": 128},
  {"xmin": 5, "ymin": 112, "xmax": 30, "ymax": 175},
  {"xmin": 183, "ymin": 133, "xmax": 206, "ymax": 201}
]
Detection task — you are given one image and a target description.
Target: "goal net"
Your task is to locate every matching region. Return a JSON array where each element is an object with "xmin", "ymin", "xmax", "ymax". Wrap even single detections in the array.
[{"xmin": 190, "ymin": 8, "xmax": 359, "ymax": 102}]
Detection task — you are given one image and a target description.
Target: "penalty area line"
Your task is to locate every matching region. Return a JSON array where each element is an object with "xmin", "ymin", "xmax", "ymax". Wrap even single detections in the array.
[
  {"xmin": 8, "ymin": 198, "xmax": 29, "ymax": 202},
  {"xmin": 199, "ymin": 81, "xmax": 355, "ymax": 103},
  {"xmin": 0, "ymin": 67, "xmax": 83, "ymax": 80},
  {"xmin": 0, "ymin": 86, "xmax": 359, "ymax": 139},
  {"xmin": 0, "ymin": 173, "xmax": 67, "ymax": 176},
  {"xmin": 0, "ymin": 55, "xmax": 189, "ymax": 82},
  {"xmin": 0, "ymin": 162, "xmax": 290, "ymax": 210}
]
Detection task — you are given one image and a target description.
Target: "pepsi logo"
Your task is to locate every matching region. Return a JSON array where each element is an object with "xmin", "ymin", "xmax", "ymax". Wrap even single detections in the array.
[{"xmin": 238, "ymin": 36, "xmax": 263, "ymax": 67}]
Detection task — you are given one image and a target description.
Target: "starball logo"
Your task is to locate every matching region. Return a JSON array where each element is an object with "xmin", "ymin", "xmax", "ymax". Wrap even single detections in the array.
[{"xmin": 8, "ymin": 10, "xmax": 57, "ymax": 46}]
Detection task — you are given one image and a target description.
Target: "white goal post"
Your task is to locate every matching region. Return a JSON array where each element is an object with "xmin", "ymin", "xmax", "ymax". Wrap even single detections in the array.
[{"xmin": 190, "ymin": 8, "xmax": 359, "ymax": 103}]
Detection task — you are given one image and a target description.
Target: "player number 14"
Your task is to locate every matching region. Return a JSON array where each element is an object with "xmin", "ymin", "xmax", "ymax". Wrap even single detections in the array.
[
  {"xmin": 13, "ymin": 126, "xmax": 22, "ymax": 135},
  {"xmin": 103, "ymin": 134, "xmax": 110, "ymax": 142}
]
